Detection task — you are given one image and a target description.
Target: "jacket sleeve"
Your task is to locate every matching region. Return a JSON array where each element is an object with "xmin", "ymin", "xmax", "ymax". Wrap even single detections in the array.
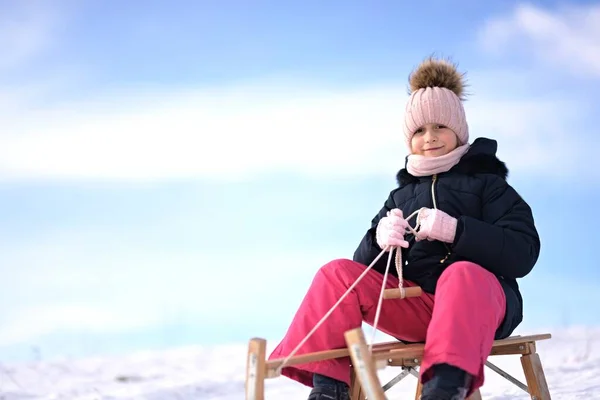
[
  {"xmin": 353, "ymin": 189, "xmax": 406, "ymax": 275},
  {"xmin": 451, "ymin": 176, "xmax": 540, "ymax": 279}
]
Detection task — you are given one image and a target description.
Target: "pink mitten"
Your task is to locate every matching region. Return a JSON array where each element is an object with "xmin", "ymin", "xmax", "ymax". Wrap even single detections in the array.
[
  {"xmin": 415, "ymin": 208, "xmax": 457, "ymax": 243},
  {"xmin": 376, "ymin": 209, "xmax": 410, "ymax": 250}
]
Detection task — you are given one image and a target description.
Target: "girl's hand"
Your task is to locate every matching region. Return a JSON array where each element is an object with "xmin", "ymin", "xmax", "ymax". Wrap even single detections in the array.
[
  {"xmin": 376, "ymin": 209, "xmax": 410, "ymax": 250},
  {"xmin": 416, "ymin": 208, "xmax": 457, "ymax": 243}
]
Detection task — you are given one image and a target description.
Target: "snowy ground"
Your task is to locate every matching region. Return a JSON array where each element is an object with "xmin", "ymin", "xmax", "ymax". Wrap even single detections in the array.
[{"xmin": 1, "ymin": 327, "xmax": 599, "ymax": 399}]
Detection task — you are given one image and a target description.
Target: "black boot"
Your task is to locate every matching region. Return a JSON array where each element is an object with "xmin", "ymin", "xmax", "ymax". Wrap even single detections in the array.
[
  {"xmin": 420, "ymin": 363, "xmax": 473, "ymax": 400},
  {"xmin": 307, "ymin": 373, "xmax": 350, "ymax": 400}
]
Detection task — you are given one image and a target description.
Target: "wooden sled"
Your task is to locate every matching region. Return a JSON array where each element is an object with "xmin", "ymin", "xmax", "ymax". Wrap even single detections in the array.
[{"xmin": 246, "ymin": 330, "xmax": 552, "ymax": 399}]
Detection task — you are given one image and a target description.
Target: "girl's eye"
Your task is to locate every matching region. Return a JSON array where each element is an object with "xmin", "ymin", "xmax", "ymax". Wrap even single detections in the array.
[{"xmin": 436, "ymin": 124, "xmax": 447, "ymax": 129}]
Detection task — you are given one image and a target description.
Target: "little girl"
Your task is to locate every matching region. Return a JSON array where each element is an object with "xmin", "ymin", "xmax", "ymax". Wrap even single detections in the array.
[{"xmin": 268, "ymin": 57, "xmax": 540, "ymax": 400}]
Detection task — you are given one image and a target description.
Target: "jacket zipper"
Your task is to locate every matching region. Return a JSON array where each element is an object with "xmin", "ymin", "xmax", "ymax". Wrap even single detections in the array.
[
  {"xmin": 431, "ymin": 174, "xmax": 452, "ymax": 263},
  {"xmin": 431, "ymin": 174, "xmax": 438, "ymax": 209}
]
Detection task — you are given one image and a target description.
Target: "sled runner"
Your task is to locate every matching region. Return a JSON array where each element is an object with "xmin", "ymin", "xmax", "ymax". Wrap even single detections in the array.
[{"xmin": 246, "ymin": 330, "xmax": 552, "ymax": 399}]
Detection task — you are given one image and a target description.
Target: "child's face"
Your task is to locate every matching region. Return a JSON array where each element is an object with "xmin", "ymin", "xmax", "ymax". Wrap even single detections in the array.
[{"xmin": 410, "ymin": 123, "xmax": 458, "ymax": 157}]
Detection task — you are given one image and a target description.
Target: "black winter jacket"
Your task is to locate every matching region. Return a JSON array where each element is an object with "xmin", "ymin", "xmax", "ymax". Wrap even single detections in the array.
[{"xmin": 353, "ymin": 137, "xmax": 540, "ymax": 339}]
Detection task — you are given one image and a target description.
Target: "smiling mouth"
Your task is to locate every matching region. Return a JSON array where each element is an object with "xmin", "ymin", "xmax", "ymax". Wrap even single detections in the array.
[{"xmin": 424, "ymin": 146, "xmax": 443, "ymax": 151}]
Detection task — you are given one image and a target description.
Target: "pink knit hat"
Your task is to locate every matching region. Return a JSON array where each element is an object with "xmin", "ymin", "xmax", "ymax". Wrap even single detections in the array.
[{"xmin": 402, "ymin": 58, "xmax": 469, "ymax": 151}]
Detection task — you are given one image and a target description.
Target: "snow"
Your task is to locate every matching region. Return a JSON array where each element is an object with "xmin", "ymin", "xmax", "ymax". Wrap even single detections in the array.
[{"xmin": 1, "ymin": 327, "xmax": 599, "ymax": 399}]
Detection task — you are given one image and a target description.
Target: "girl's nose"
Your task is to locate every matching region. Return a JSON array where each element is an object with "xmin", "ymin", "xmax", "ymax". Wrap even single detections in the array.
[{"xmin": 423, "ymin": 130, "xmax": 437, "ymax": 143}]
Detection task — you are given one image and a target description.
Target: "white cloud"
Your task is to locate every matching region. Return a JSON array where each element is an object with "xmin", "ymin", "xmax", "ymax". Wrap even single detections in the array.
[
  {"xmin": 0, "ymin": 3, "xmax": 594, "ymax": 182},
  {"xmin": 478, "ymin": 3, "xmax": 600, "ymax": 77},
  {"xmin": 0, "ymin": 78, "xmax": 587, "ymax": 182},
  {"xmin": 0, "ymin": 83, "xmax": 400, "ymax": 182},
  {"xmin": 464, "ymin": 96, "xmax": 585, "ymax": 179}
]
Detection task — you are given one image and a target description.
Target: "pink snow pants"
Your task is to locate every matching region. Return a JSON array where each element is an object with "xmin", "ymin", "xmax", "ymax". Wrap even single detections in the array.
[{"xmin": 268, "ymin": 258, "xmax": 506, "ymax": 392}]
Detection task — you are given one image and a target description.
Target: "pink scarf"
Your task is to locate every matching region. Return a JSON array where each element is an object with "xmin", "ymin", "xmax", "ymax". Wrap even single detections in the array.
[{"xmin": 406, "ymin": 143, "xmax": 470, "ymax": 177}]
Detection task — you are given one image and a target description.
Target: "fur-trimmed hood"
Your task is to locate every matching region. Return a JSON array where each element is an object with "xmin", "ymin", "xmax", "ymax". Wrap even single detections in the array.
[{"xmin": 396, "ymin": 137, "xmax": 509, "ymax": 186}]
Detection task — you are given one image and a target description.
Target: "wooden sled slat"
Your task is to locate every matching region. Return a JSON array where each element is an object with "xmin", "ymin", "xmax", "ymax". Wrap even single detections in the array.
[
  {"xmin": 344, "ymin": 328, "xmax": 386, "ymax": 400},
  {"xmin": 266, "ymin": 333, "xmax": 551, "ymax": 373},
  {"xmin": 383, "ymin": 286, "xmax": 423, "ymax": 299},
  {"xmin": 246, "ymin": 338, "xmax": 267, "ymax": 400}
]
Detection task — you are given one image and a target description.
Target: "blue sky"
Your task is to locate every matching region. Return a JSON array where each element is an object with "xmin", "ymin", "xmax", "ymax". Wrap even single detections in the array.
[{"xmin": 1, "ymin": 0, "xmax": 600, "ymax": 362}]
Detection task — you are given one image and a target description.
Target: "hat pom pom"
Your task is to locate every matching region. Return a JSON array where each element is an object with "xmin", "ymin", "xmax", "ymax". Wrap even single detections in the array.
[{"xmin": 408, "ymin": 56, "xmax": 468, "ymax": 100}]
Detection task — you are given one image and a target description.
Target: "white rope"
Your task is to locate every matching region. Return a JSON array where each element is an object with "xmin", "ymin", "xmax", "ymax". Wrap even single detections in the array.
[
  {"xmin": 275, "ymin": 208, "xmax": 426, "ymax": 374},
  {"xmin": 274, "ymin": 247, "xmax": 390, "ymax": 375},
  {"xmin": 368, "ymin": 209, "xmax": 423, "ymax": 349},
  {"xmin": 368, "ymin": 249, "xmax": 395, "ymax": 351}
]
